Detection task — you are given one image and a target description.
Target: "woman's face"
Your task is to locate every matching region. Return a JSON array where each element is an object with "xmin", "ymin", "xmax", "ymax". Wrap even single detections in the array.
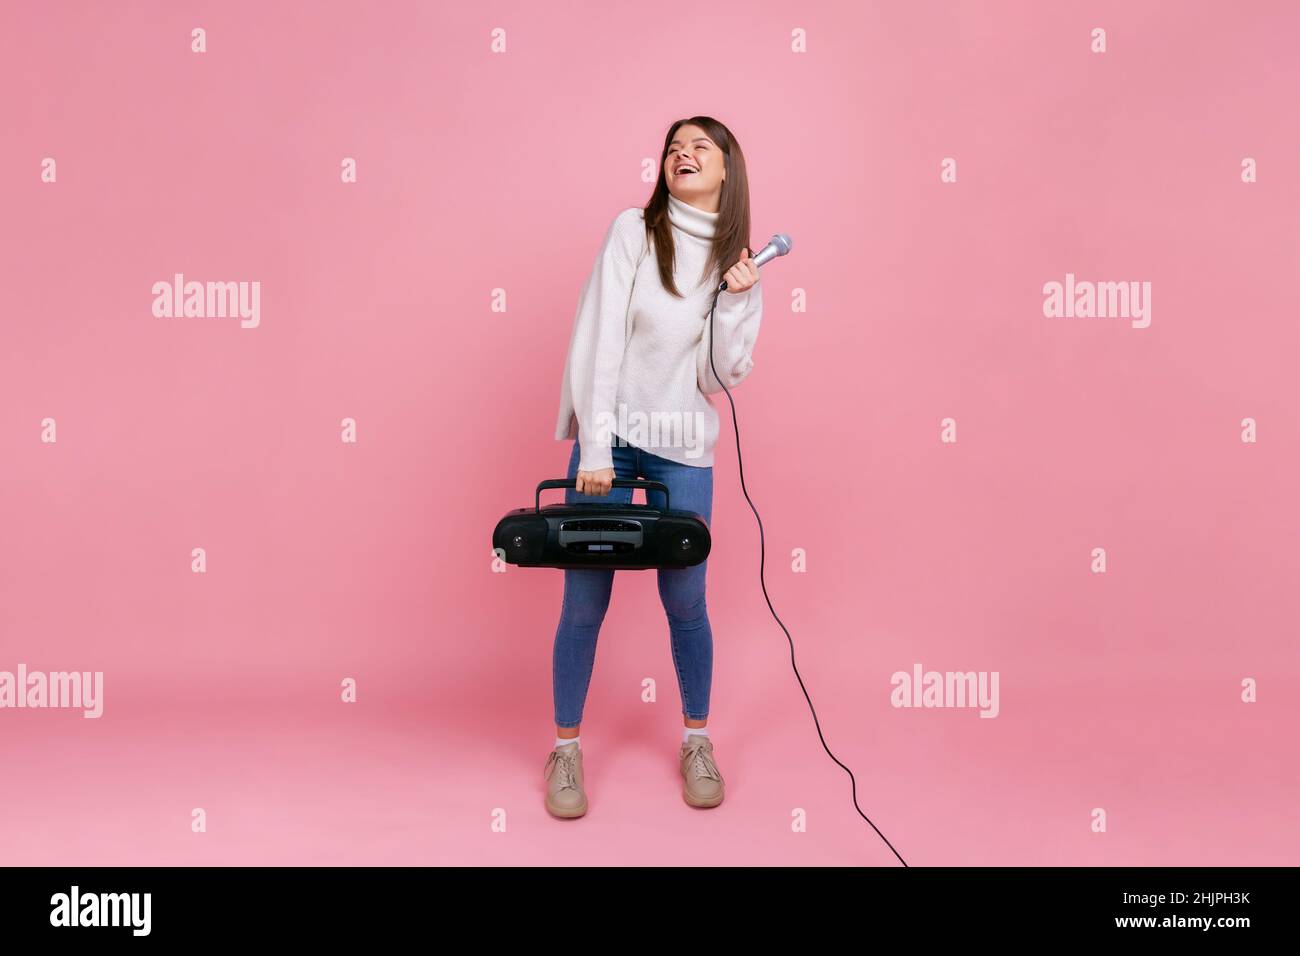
[{"xmin": 664, "ymin": 124, "xmax": 724, "ymax": 208}]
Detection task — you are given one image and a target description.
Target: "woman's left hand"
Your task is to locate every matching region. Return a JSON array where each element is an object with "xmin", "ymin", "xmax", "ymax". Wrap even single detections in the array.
[{"xmin": 722, "ymin": 248, "xmax": 759, "ymax": 294}]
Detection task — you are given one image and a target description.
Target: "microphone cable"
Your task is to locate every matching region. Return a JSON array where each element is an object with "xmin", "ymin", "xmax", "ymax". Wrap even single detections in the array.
[{"xmin": 707, "ymin": 284, "xmax": 909, "ymax": 867}]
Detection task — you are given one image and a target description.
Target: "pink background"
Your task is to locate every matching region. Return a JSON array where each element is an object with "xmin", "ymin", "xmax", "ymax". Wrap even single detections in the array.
[{"xmin": 2, "ymin": 0, "xmax": 1297, "ymax": 866}]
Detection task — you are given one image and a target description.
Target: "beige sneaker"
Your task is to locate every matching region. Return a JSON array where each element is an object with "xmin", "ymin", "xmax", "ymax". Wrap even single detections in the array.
[
  {"xmin": 679, "ymin": 735, "xmax": 725, "ymax": 808},
  {"xmin": 543, "ymin": 741, "xmax": 588, "ymax": 818}
]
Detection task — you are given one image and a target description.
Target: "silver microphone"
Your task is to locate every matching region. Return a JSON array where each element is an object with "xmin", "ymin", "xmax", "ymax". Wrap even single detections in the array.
[{"xmin": 719, "ymin": 233, "xmax": 792, "ymax": 291}]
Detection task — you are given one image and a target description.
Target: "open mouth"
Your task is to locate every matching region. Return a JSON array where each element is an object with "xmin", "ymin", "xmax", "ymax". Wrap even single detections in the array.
[{"xmin": 675, "ymin": 164, "xmax": 699, "ymax": 177}]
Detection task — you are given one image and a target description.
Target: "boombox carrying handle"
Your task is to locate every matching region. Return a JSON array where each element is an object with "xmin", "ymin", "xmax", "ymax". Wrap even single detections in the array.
[{"xmin": 535, "ymin": 478, "xmax": 670, "ymax": 513}]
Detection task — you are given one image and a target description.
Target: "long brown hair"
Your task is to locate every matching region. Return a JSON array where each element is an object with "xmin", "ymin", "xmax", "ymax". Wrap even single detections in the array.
[{"xmin": 643, "ymin": 116, "xmax": 752, "ymax": 299}]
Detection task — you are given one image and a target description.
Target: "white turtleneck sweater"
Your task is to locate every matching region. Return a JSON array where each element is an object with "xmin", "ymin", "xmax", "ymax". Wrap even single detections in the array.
[{"xmin": 554, "ymin": 193, "xmax": 764, "ymax": 472}]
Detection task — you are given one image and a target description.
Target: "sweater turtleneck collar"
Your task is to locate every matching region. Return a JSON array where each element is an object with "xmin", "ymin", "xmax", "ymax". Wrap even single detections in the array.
[{"xmin": 666, "ymin": 192, "xmax": 718, "ymax": 240}]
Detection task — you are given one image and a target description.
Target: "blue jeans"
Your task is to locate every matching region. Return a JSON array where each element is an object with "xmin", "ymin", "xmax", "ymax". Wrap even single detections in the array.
[{"xmin": 552, "ymin": 435, "xmax": 714, "ymax": 728}]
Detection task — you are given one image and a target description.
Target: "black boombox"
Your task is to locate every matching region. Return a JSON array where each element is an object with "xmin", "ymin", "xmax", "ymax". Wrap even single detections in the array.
[{"xmin": 493, "ymin": 479, "xmax": 711, "ymax": 570}]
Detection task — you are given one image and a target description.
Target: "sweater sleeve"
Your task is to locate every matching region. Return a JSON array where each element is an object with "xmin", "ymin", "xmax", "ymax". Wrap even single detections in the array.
[
  {"xmin": 565, "ymin": 208, "xmax": 645, "ymax": 473},
  {"xmin": 696, "ymin": 277, "xmax": 764, "ymax": 395}
]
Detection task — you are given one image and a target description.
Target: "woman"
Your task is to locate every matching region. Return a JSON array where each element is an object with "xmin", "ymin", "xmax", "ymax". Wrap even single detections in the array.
[{"xmin": 545, "ymin": 116, "xmax": 764, "ymax": 818}]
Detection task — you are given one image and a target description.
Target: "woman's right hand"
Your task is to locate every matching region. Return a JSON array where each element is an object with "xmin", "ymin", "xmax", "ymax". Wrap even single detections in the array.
[{"xmin": 576, "ymin": 468, "xmax": 616, "ymax": 496}]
